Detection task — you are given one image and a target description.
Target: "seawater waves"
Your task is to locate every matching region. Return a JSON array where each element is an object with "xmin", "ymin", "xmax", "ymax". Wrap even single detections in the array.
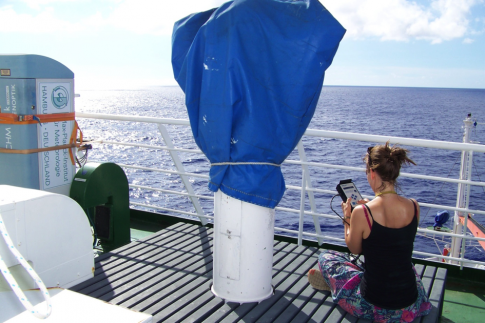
[{"xmin": 76, "ymin": 86, "xmax": 485, "ymax": 262}]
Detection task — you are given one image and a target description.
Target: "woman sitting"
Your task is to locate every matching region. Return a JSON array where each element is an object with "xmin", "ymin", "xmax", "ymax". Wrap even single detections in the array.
[{"xmin": 308, "ymin": 142, "xmax": 431, "ymax": 323}]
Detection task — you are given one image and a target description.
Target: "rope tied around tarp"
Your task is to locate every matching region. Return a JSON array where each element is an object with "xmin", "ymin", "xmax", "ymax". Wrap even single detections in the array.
[{"xmin": 211, "ymin": 162, "xmax": 281, "ymax": 167}]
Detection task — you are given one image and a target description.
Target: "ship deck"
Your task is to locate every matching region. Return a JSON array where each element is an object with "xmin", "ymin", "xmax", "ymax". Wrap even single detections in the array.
[{"xmin": 68, "ymin": 221, "xmax": 467, "ymax": 323}]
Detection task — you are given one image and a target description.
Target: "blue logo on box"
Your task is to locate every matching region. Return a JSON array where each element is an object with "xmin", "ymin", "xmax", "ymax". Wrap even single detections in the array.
[{"xmin": 51, "ymin": 86, "xmax": 69, "ymax": 109}]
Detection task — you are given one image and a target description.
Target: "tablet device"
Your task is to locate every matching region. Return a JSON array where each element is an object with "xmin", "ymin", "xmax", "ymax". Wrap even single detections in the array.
[{"xmin": 336, "ymin": 179, "xmax": 363, "ymax": 211}]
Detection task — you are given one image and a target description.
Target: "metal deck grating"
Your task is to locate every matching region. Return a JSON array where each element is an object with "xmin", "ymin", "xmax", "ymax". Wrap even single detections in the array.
[{"xmin": 70, "ymin": 222, "xmax": 444, "ymax": 323}]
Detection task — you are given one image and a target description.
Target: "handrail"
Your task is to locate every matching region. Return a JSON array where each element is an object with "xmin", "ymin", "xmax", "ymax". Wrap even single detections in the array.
[
  {"xmin": 92, "ymin": 140, "xmax": 485, "ymax": 187},
  {"xmin": 77, "ymin": 112, "xmax": 485, "ymax": 152},
  {"xmin": 305, "ymin": 128, "xmax": 485, "ymax": 153},
  {"xmin": 77, "ymin": 112, "xmax": 191, "ymax": 126},
  {"xmin": 76, "ymin": 112, "xmax": 485, "ymax": 269},
  {"xmin": 80, "ymin": 113, "xmax": 485, "ymax": 188},
  {"xmin": 285, "ymin": 160, "xmax": 485, "ymax": 187}
]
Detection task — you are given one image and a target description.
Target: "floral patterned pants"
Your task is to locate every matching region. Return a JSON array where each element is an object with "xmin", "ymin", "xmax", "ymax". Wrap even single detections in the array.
[{"xmin": 318, "ymin": 250, "xmax": 431, "ymax": 323}]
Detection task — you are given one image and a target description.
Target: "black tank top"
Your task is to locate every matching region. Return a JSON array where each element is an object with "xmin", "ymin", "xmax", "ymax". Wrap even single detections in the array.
[{"xmin": 360, "ymin": 201, "xmax": 418, "ymax": 309}]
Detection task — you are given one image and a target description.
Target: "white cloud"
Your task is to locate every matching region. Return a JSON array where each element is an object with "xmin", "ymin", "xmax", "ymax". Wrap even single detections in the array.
[
  {"xmin": 0, "ymin": 0, "xmax": 227, "ymax": 35},
  {"xmin": 1, "ymin": 0, "xmax": 480, "ymax": 42},
  {"xmin": 97, "ymin": 0, "xmax": 228, "ymax": 35},
  {"xmin": 463, "ymin": 38, "xmax": 475, "ymax": 43},
  {"xmin": 320, "ymin": 0, "xmax": 478, "ymax": 43},
  {"xmin": 0, "ymin": 0, "xmax": 228, "ymax": 34},
  {"xmin": 19, "ymin": 0, "xmax": 83, "ymax": 10},
  {"xmin": 0, "ymin": 5, "xmax": 82, "ymax": 33}
]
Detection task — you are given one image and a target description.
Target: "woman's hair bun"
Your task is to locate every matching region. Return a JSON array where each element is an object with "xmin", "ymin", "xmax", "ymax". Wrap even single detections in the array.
[
  {"xmin": 388, "ymin": 143, "xmax": 415, "ymax": 167},
  {"xmin": 365, "ymin": 141, "xmax": 416, "ymax": 191}
]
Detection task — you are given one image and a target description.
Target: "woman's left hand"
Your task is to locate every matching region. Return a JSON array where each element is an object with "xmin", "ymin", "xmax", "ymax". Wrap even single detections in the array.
[{"xmin": 357, "ymin": 199, "xmax": 370, "ymax": 204}]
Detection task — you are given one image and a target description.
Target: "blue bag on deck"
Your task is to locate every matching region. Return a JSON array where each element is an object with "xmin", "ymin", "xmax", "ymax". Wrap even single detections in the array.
[
  {"xmin": 172, "ymin": 0, "xmax": 345, "ymax": 208},
  {"xmin": 434, "ymin": 210, "xmax": 450, "ymax": 228}
]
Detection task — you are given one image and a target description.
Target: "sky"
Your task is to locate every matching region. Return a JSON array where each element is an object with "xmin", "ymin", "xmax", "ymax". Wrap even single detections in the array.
[{"xmin": 0, "ymin": 0, "xmax": 484, "ymax": 90}]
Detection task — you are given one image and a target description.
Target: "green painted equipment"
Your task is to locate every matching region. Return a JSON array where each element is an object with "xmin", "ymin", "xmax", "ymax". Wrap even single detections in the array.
[{"xmin": 69, "ymin": 162, "xmax": 130, "ymax": 251}]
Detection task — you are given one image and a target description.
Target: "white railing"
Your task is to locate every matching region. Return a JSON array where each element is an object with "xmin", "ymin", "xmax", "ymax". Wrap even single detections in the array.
[{"xmin": 77, "ymin": 112, "xmax": 485, "ymax": 268}]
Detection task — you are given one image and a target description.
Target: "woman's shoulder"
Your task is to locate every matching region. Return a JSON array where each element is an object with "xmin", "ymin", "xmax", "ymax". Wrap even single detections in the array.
[
  {"xmin": 353, "ymin": 203, "xmax": 369, "ymax": 215},
  {"xmin": 408, "ymin": 198, "xmax": 420, "ymax": 218},
  {"xmin": 353, "ymin": 203, "xmax": 374, "ymax": 221},
  {"xmin": 403, "ymin": 197, "xmax": 419, "ymax": 212},
  {"xmin": 409, "ymin": 198, "xmax": 419, "ymax": 205}
]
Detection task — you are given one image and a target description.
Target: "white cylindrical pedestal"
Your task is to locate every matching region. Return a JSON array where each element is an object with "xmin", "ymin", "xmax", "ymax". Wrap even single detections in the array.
[{"xmin": 211, "ymin": 190, "xmax": 275, "ymax": 303}]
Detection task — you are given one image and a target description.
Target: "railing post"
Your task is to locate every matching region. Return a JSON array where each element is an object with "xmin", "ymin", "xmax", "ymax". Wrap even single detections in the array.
[
  {"xmin": 298, "ymin": 168, "xmax": 306, "ymax": 246},
  {"xmin": 451, "ymin": 114, "xmax": 474, "ymax": 266},
  {"xmin": 297, "ymin": 141, "xmax": 324, "ymax": 245},
  {"xmin": 157, "ymin": 124, "xmax": 207, "ymax": 225},
  {"xmin": 459, "ymin": 150, "xmax": 474, "ymax": 269}
]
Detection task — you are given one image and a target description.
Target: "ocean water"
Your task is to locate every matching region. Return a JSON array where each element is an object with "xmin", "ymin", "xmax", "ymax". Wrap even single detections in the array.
[{"xmin": 75, "ymin": 86, "xmax": 485, "ymax": 261}]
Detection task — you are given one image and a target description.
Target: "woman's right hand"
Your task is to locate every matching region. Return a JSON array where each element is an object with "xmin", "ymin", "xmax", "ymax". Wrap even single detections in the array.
[{"xmin": 341, "ymin": 198, "xmax": 352, "ymax": 220}]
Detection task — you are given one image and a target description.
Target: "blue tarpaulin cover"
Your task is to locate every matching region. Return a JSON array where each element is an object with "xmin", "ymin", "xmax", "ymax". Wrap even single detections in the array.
[{"xmin": 172, "ymin": 0, "xmax": 345, "ymax": 208}]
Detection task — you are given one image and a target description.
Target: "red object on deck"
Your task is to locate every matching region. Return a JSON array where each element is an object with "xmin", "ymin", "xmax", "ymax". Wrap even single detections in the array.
[{"xmin": 442, "ymin": 247, "xmax": 450, "ymax": 262}]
